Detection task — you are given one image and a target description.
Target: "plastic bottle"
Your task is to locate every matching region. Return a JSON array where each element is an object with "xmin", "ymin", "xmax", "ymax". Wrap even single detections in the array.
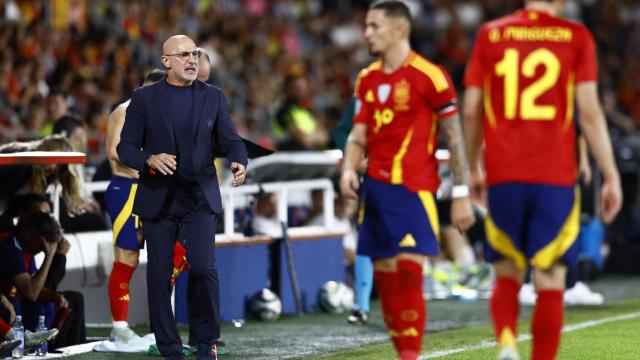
[
  {"xmin": 11, "ymin": 315, "xmax": 24, "ymax": 358},
  {"xmin": 35, "ymin": 315, "xmax": 48, "ymax": 356}
]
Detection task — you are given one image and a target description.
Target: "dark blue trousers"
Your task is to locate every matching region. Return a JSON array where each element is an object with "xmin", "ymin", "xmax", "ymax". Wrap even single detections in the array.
[{"xmin": 142, "ymin": 184, "xmax": 219, "ymax": 360}]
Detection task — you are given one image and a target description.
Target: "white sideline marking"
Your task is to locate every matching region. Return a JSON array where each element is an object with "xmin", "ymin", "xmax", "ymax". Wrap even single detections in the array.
[
  {"xmin": 19, "ymin": 341, "xmax": 102, "ymax": 359},
  {"xmin": 420, "ymin": 312, "xmax": 640, "ymax": 359}
]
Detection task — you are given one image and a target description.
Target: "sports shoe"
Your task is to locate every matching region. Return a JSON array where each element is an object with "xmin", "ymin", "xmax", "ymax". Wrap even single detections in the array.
[
  {"xmin": 25, "ymin": 328, "xmax": 59, "ymax": 349},
  {"xmin": 197, "ymin": 342, "xmax": 217, "ymax": 360},
  {"xmin": 0, "ymin": 339, "xmax": 21, "ymax": 358},
  {"xmin": 518, "ymin": 283, "xmax": 536, "ymax": 306},
  {"xmin": 347, "ymin": 309, "xmax": 369, "ymax": 324},
  {"xmin": 110, "ymin": 326, "xmax": 141, "ymax": 343},
  {"xmin": 497, "ymin": 346, "xmax": 520, "ymax": 360},
  {"xmin": 564, "ymin": 282, "xmax": 604, "ymax": 305}
]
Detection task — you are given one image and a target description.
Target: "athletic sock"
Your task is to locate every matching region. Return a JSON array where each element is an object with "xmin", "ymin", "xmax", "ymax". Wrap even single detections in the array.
[
  {"xmin": 532, "ymin": 290, "xmax": 563, "ymax": 360},
  {"xmin": 374, "ymin": 260, "xmax": 425, "ymax": 360},
  {"xmin": 395, "ymin": 260, "xmax": 426, "ymax": 360},
  {"xmin": 354, "ymin": 255, "xmax": 374, "ymax": 313},
  {"xmin": 108, "ymin": 261, "xmax": 135, "ymax": 322},
  {"xmin": 490, "ymin": 277, "xmax": 521, "ymax": 350},
  {"xmin": 171, "ymin": 241, "xmax": 189, "ymax": 286}
]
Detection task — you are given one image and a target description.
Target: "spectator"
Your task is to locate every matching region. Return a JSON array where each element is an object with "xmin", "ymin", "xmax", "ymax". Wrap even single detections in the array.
[
  {"xmin": 273, "ymin": 74, "xmax": 328, "ymax": 150},
  {"xmin": 0, "ymin": 135, "xmax": 83, "ymax": 215},
  {"xmin": 41, "ymin": 89, "xmax": 70, "ymax": 137}
]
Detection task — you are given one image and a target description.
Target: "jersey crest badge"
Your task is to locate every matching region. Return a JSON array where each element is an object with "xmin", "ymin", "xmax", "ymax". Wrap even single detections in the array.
[{"xmin": 394, "ymin": 79, "xmax": 410, "ymax": 111}]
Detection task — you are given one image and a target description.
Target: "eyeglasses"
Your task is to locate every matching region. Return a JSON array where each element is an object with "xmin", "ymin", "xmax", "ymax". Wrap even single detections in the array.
[{"xmin": 163, "ymin": 50, "xmax": 201, "ymax": 62}]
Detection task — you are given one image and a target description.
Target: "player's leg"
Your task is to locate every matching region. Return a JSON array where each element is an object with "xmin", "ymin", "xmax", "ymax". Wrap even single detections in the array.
[
  {"xmin": 105, "ymin": 177, "xmax": 142, "ymax": 340},
  {"xmin": 485, "ymin": 184, "xmax": 529, "ymax": 359},
  {"xmin": 491, "ymin": 259, "xmax": 525, "ymax": 359},
  {"xmin": 374, "ymin": 252, "xmax": 426, "ymax": 360},
  {"xmin": 348, "ymin": 254, "xmax": 373, "ymax": 324},
  {"xmin": 528, "ymin": 185, "xmax": 579, "ymax": 360},
  {"xmin": 531, "ymin": 263, "xmax": 566, "ymax": 360},
  {"xmin": 362, "ymin": 178, "xmax": 437, "ymax": 360}
]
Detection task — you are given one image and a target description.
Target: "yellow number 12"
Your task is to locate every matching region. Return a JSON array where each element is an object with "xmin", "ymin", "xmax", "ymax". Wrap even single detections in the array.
[{"xmin": 495, "ymin": 48, "xmax": 561, "ymax": 121}]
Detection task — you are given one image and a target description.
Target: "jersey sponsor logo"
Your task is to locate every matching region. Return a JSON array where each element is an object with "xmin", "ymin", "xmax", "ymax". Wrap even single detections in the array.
[
  {"xmin": 378, "ymin": 84, "xmax": 391, "ymax": 103},
  {"xmin": 365, "ymin": 90, "xmax": 375, "ymax": 103},
  {"xmin": 399, "ymin": 234, "xmax": 417, "ymax": 247},
  {"xmin": 393, "ymin": 79, "xmax": 410, "ymax": 111}
]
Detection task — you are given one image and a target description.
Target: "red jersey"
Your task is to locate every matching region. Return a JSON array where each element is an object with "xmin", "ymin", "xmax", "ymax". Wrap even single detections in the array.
[
  {"xmin": 464, "ymin": 10, "xmax": 598, "ymax": 186},
  {"xmin": 354, "ymin": 51, "xmax": 458, "ymax": 193}
]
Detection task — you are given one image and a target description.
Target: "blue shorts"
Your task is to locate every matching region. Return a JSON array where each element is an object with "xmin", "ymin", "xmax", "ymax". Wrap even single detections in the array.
[
  {"xmin": 357, "ymin": 175, "xmax": 440, "ymax": 259},
  {"xmin": 105, "ymin": 176, "xmax": 143, "ymax": 250},
  {"xmin": 484, "ymin": 183, "xmax": 580, "ymax": 270}
]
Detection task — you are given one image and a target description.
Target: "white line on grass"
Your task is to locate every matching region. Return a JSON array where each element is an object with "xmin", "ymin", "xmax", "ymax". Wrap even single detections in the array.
[
  {"xmin": 420, "ymin": 312, "xmax": 640, "ymax": 359},
  {"xmin": 20, "ymin": 341, "xmax": 102, "ymax": 359}
]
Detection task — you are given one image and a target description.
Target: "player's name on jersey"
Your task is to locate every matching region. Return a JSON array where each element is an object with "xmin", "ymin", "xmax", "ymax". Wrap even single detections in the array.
[{"xmin": 489, "ymin": 26, "xmax": 572, "ymax": 43}]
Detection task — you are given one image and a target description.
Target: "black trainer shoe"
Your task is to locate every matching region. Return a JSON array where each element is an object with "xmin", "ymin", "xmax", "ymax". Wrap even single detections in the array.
[
  {"xmin": 347, "ymin": 310, "xmax": 369, "ymax": 324},
  {"xmin": 197, "ymin": 342, "xmax": 217, "ymax": 360}
]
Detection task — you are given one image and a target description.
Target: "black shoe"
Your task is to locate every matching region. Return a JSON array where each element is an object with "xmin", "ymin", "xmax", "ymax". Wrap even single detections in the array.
[
  {"xmin": 0, "ymin": 339, "xmax": 21, "ymax": 358},
  {"xmin": 347, "ymin": 310, "xmax": 369, "ymax": 324},
  {"xmin": 197, "ymin": 342, "xmax": 217, "ymax": 360}
]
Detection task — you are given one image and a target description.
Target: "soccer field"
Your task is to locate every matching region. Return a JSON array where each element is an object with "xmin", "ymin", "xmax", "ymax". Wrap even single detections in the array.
[{"xmin": 58, "ymin": 276, "xmax": 640, "ymax": 360}]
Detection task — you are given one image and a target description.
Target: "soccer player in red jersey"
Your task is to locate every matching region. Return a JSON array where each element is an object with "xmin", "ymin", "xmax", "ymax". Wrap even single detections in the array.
[
  {"xmin": 463, "ymin": 1, "xmax": 622, "ymax": 359},
  {"xmin": 340, "ymin": 2, "xmax": 475, "ymax": 359}
]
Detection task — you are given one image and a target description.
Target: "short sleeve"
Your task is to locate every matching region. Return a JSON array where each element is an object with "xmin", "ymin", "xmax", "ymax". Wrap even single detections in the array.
[
  {"xmin": 464, "ymin": 25, "xmax": 489, "ymax": 88},
  {"xmin": 574, "ymin": 27, "xmax": 598, "ymax": 83},
  {"xmin": 353, "ymin": 70, "xmax": 372, "ymax": 125},
  {"xmin": 432, "ymin": 68, "xmax": 459, "ymax": 119}
]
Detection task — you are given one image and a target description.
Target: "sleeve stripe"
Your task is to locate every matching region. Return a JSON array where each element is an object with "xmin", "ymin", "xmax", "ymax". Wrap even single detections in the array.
[
  {"xmin": 437, "ymin": 104, "xmax": 458, "ymax": 116},
  {"xmin": 354, "ymin": 61, "xmax": 381, "ymax": 95},
  {"xmin": 410, "ymin": 57, "xmax": 449, "ymax": 93}
]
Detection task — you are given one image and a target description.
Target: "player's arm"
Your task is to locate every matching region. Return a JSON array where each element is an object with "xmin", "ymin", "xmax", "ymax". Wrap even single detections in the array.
[
  {"xmin": 12, "ymin": 252, "xmax": 55, "ymax": 302},
  {"xmin": 462, "ymin": 87, "xmax": 483, "ymax": 175},
  {"xmin": 340, "ymin": 123, "xmax": 367, "ymax": 199},
  {"xmin": 106, "ymin": 104, "xmax": 126, "ymax": 162},
  {"xmin": 441, "ymin": 112, "xmax": 475, "ymax": 231},
  {"xmin": 576, "ymin": 82, "xmax": 622, "ymax": 224}
]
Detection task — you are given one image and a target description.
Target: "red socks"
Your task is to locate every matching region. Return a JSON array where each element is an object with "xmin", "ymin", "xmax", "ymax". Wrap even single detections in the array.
[
  {"xmin": 490, "ymin": 277, "xmax": 521, "ymax": 348},
  {"xmin": 374, "ymin": 260, "xmax": 426, "ymax": 360},
  {"xmin": 532, "ymin": 290, "xmax": 563, "ymax": 360},
  {"xmin": 108, "ymin": 261, "xmax": 135, "ymax": 322},
  {"xmin": 171, "ymin": 241, "xmax": 189, "ymax": 287}
]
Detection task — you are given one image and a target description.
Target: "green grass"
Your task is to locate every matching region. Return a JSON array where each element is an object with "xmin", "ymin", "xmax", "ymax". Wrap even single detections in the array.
[
  {"xmin": 316, "ymin": 298, "xmax": 640, "ymax": 360},
  {"xmin": 61, "ymin": 276, "xmax": 640, "ymax": 359}
]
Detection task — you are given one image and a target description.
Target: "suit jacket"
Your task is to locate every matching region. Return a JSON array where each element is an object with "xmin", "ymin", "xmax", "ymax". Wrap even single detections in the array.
[{"xmin": 117, "ymin": 78, "xmax": 248, "ymax": 218}]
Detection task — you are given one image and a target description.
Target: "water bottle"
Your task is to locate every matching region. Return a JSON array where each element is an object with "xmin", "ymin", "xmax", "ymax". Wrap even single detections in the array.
[
  {"xmin": 11, "ymin": 315, "xmax": 24, "ymax": 358},
  {"xmin": 35, "ymin": 315, "xmax": 48, "ymax": 356}
]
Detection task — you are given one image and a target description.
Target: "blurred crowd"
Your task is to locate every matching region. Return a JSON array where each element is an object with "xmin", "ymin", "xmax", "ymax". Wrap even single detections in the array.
[{"xmin": 0, "ymin": 0, "xmax": 639, "ymax": 165}]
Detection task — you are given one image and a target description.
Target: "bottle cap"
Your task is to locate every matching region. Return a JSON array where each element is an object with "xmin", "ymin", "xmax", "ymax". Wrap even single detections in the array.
[{"xmin": 15, "ymin": 315, "xmax": 21, "ymax": 321}]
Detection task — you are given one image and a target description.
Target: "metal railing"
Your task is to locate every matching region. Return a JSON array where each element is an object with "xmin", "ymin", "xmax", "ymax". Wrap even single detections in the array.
[{"xmin": 78, "ymin": 178, "xmax": 335, "ymax": 239}]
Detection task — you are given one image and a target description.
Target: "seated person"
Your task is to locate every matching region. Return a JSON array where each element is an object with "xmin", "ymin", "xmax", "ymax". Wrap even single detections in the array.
[
  {"xmin": 1, "ymin": 194, "xmax": 85, "ymax": 347},
  {"xmin": 0, "ymin": 212, "xmax": 65, "ymax": 342}
]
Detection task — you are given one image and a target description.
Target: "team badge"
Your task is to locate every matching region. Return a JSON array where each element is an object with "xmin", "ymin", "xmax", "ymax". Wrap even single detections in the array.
[
  {"xmin": 377, "ymin": 84, "xmax": 391, "ymax": 103},
  {"xmin": 394, "ymin": 79, "xmax": 410, "ymax": 111}
]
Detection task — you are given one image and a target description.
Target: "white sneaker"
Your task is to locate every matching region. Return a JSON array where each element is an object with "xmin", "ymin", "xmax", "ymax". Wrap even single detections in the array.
[
  {"xmin": 564, "ymin": 282, "xmax": 604, "ymax": 305},
  {"xmin": 497, "ymin": 346, "xmax": 520, "ymax": 360},
  {"xmin": 110, "ymin": 326, "xmax": 141, "ymax": 342},
  {"xmin": 518, "ymin": 283, "xmax": 536, "ymax": 306}
]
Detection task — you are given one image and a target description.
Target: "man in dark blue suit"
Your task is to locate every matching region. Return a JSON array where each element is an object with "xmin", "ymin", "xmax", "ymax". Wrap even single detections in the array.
[{"xmin": 117, "ymin": 34, "xmax": 247, "ymax": 360}]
